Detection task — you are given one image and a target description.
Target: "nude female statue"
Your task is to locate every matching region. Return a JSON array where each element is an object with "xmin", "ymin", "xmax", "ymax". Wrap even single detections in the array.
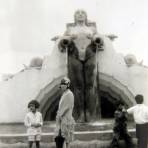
[{"xmin": 58, "ymin": 10, "xmax": 104, "ymax": 122}]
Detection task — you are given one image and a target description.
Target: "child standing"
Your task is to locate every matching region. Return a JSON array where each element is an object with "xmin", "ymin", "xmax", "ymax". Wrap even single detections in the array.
[
  {"xmin": 24, "ymin": 100, "xmax": 43, "ymax": 148},
  {"xmin": 127, "ymin": 94, "xmax": 148, "ymax": 148}
]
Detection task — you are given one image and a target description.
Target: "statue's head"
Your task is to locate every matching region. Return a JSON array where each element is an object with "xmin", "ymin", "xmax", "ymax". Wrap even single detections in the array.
[{"xmin": 74, "ymin": 9, "xmax": 87, "ymax": 24}]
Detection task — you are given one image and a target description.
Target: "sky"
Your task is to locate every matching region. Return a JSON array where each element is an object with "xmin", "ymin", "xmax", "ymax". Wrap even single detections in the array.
[{"xmin": 0, "ymin": 0, "xmax": 148, "ymax": 75}]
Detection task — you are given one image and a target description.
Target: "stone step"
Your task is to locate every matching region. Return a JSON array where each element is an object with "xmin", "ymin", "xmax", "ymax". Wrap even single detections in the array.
[
  {"xmin": 0, "ymin": 120, "xmax": 135, "ymax": 134},
  {"xmin": 0, "ymin": 129, "xmax": 136, "ymax": 144},
  {"xmin": 0, "ymin": 120, "xmax": 136, "ymax": 147},
  {"xmin": 0, "ymin": 139, "xmax": 137, "ymax": 148},
  {"xmin": 0, "ymin": 121, "xmax": 114, "ymax": 134}
]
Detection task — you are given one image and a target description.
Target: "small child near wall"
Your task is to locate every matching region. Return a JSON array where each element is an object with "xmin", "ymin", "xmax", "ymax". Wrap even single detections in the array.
[{"xmin": 24, "ymin": 100, "xmax": 43, "ymax": 148}]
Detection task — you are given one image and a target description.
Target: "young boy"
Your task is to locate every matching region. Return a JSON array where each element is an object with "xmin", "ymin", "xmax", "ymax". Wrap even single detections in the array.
[
  {"xmin": 24, "ymin": 100, "xmax": 43, "ymax": 148},
  {"xmin": 110, "ymin": 101, "xmax": 133, "ymax": 148},
  {"xmin": 127, "ymin": 94, "xmax": 148, "ymax": 148}
]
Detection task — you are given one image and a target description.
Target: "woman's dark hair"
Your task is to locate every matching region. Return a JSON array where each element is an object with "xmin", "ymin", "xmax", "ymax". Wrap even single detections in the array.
[
  {"xmin": 135, "ymin": 94, "xmax": 144, "ymax": 104},
  {"xmin": 28, "ymin": 100, "xmax": 40, "ymax": 109}
]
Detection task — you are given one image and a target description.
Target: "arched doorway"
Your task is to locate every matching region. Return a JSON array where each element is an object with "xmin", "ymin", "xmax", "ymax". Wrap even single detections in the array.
[
  {"xmin": 99, "ymin": 73, "xmax": 135, "ymax": 118},
  {"xmin": 100, "ymin": 91, "xmax": 117, "ymax": 118},
  {"xmin": 36, "ymin": 74, "xmax": 135, "ymax": 121}
]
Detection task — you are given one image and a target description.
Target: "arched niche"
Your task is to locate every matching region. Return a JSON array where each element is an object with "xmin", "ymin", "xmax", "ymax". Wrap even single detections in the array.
[{"xmin": 36, "ymin": 73, "xmax": 135, "ymax": 121}]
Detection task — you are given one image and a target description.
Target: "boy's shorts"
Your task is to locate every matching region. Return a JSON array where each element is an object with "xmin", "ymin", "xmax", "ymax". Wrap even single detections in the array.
[{"xmin": 28, "ymin": 134, "xmax": 41, "ymax": 141}]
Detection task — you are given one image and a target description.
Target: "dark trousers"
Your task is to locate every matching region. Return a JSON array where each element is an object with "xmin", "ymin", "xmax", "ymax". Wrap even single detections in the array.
[
  {"xmin": 110, "ymin": 132, "xmax": 133, "ymax": 148},
  {"xmin": 29, "ymin": 141, "xmax": 40, "ymax": 148},
  {"xmin": 110, "ymin": 123, "xmax": 133, "ymax": 148},
  {"xmin": 136, "ymin": 123, "xmax": 148, "ymax": 148}
]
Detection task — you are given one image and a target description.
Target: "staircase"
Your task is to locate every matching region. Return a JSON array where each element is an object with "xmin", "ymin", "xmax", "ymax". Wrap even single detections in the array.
[{"xmin": 0, "ymin": 120, "xmax": 137, "ymax": 148}]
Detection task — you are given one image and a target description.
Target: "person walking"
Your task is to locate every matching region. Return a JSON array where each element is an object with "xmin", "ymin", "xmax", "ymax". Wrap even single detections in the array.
[
  {"xmin": 127, "ymin": 94, "xmax": 148, "ymax": 148},
  {"xmin": 110, "ymin": 101, "xmax": 133, "ymax": 148}
]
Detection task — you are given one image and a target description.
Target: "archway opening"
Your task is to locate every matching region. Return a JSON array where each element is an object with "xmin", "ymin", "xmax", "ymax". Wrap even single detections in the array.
[
  {"xmin": 100, "ymin": 90, "xmax": 123, "ymax": 119},
  {"xmin": 101, "ymin": 95, "xmax": 116, "ymax": 118},
  {"xmin": 44, "ymin": 95, "xmax": 60, "ymax": 121},
  {"xmin": 38, "ymin": 74, "xmax": 134, "ymax": 121},
  {"xmin": 42, "ymin": 89, "xmax": 129, "ymax": 121}
]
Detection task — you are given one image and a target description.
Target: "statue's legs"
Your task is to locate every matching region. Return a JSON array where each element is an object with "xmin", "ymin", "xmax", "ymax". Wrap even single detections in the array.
[
  {"xmin": 68, "ymin": 56, "xmax": 85, "ymax": 122},
  {"xmin": 84, "ymin": 56, "xmax": 98, "ymax": 121},
  {"xmin": 68, "ymin": 53, "xmax": 100, "ymax": 122}
]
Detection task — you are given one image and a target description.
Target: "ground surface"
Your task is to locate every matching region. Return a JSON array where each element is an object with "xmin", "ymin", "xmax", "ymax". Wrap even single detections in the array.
[{"xmin": 0, "ymin": 120, "xmax": 137, "ymax": 148}]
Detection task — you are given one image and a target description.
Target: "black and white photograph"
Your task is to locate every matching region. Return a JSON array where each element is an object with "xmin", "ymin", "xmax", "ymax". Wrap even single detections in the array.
[{"xmin": 0, "ymin": 0, "xmax": 148, "ymax": 147}]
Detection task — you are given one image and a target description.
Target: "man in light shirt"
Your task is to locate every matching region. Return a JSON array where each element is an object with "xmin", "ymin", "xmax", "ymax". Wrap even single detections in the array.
[{"xmin": 127, "ymin": 94, "xmax": 148, "ymax": 148}]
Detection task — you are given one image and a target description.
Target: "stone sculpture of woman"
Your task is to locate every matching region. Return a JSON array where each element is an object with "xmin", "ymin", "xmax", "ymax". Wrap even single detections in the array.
[{"xmin": 57, "ymin": 9, "xmax": 104, "ymax": 122}]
